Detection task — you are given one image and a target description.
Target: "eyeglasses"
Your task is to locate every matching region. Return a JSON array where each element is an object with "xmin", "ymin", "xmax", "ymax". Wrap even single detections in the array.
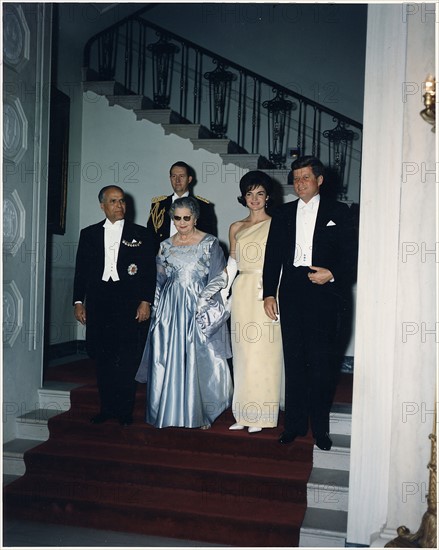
[{"xmin": 173, "ymin": 215, "xmax": 192, "ymax": 222}]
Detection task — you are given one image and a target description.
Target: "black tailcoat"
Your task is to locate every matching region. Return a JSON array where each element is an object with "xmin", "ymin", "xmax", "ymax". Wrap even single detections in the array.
[
  {"xmin": 73, "ymin": 219, "xmax": 156, "ymax": 418},
  {"xmin": 263, "ymin": 197, "xmax": 357, "ymax": 436}
]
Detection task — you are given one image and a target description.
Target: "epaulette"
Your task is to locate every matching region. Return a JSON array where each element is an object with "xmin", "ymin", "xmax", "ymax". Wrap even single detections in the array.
[
  {"xmin": 195, "ymin": 195, "xmax": 210, "ymax": 204},
  {"xmin": 151, "ymin": 195, "xmax": 168, "ymax": 203}
]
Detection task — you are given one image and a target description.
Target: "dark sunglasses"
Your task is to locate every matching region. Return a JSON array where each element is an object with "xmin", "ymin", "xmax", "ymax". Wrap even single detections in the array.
[{"xmin": 173, "ymin": 215, "xmax": 192, "ymax": 222}]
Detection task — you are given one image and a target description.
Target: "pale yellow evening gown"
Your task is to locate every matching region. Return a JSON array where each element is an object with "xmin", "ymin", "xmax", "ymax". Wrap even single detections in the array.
[{"xmin": 230, "ymin": 219, "xmax": 284, "ymax": 428}]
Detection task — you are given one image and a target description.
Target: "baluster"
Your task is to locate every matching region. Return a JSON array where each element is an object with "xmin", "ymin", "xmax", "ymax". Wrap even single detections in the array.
[
  {"xmin": 128, "ymin": 19, "xmax": 134, "ymax": 91},
  {"xmin": 193, "ymin": 50, "xmax": 200, "ymax": 124},
  {"xmin": 251, "ymin": 77, "xmax": 258, "ymax": 154},
  {"xmin": 296, "ymin": 101, "xmax": 303, "ymax": 158},
  {"xmin": 136, "ymin": 21, "xmax": 142, "ymax": 96},
  {"xmin": 255, "ymin": 81, "xmax": 261, "ymax": 155},
  {"xmin": 316, "ymin": 109, "xmax": 322, "ymax": 158},
  {"xmin": 124, "ymin": 23, "xmax": 129, "ymax": 90},
  {"xmin": 140, "ymin": 24, "xmax": 147, "ymax": 97},
  {"xmin": 179, "ymin": 44, "xmax": 185, "ymax": 119},
  {"xmin": 181, "ymin": 45, "xmax": 189, "ymax": 120},
  {"xmin": 196, "ymin": 53, "xmax": 203, "ymax": 124},
  {"xmin": 242, "ymin": 74, "xmax": 248, "ymax": 149},
  {"xmin": 312, "ymin": 107, "xmax": 317, "ymax": 157},
  {"xmin": 237, "ymin": 71, "xmax": 243, "ymax": 148},
  {"xmin": 125, "ymin": 21, "xmax": 133, "ymax": 90},
  {"xmin": 124, "ymin": 19, "xmax": 132, "ymax": 91},
  {"xmin": 113, "ymin": 28, "xmax": 119, "ymax": 83},
  {"xmin": 238, "ymin": 72, "xmax": 247, "ymax": 150}
]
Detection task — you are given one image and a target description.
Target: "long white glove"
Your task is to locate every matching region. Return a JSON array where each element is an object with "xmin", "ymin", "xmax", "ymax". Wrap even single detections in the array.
[{"xmin": 220, "ymin": 256, "xmax": 238, "ymax": 306}]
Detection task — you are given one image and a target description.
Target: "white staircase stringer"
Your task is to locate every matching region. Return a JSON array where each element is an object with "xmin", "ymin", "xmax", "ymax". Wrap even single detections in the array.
[
  {"xmin": 3, "ymin": 385, "xmax": 75, "ymax": 484},
  {"xmin": 299, "ymin": 409, "xmax": 352, "ymax": 547}
]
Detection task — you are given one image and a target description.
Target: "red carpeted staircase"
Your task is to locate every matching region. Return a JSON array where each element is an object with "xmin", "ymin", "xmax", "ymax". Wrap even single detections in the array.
[{"xmin": 4, "ymin": 359, "xmax": 352, "ymax": 546}]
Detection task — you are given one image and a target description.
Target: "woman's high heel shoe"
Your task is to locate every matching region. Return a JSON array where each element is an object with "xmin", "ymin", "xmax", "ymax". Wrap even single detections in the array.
[
  {"xmin": 248, "ymin": 427, "xmax": 262, "ymax": 433},
  {"xmin": 229, "ymin": 423, "xmax": 245, "ymax": 430}
]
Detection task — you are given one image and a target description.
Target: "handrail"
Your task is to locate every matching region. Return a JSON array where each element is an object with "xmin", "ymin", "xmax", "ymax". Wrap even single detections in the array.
[{"xmin": 83, "ymin": 11, "xmax": 362, "ymax": 200}]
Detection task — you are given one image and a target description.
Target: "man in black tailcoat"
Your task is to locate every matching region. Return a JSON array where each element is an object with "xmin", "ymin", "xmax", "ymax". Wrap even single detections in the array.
[
  {"xmin": 146, "ymin": 161, "xmax": 217, "ymax": 253},
  {"xmin": 73, "ymin": 185, "xmax": 156, "ymax": 426},
  {"xmin": 263, "ymin": 156, "xmax": 357, "ymax": 450}
]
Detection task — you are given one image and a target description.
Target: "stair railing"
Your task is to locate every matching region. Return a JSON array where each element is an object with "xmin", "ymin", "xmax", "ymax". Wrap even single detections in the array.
[{"xmin": 84, "ymin": 15, "xmax": 362, "ymax": 200}]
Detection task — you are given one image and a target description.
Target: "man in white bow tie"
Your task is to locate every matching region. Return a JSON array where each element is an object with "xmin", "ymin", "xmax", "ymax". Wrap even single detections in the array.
[
  {"xmin": 263, "ymin": 156, "xmax": 358, "ymax": 450},
  {"xmin": 73, "ymin": 186, "xmax": 156, "ymax": 426}
]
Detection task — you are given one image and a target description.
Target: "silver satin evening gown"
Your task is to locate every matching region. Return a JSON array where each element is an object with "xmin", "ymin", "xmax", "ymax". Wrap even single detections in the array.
[{"xmin": 135, "ymin": 234, "xmax": 233, "ymax": 428}]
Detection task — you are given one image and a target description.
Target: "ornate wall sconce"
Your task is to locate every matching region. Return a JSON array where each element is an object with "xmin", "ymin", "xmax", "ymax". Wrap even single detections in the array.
[
  {"xmin": 420, "ymin": 74, "xmax": 436, "ymax": 132},
  {"xmin": 204, "ymin": 61, "xmax": 237, "ymax": 138},
  {"xmin": 323, "ymin": 118, "xmax": 359, "ymax": 200},
  {"xmin": 148, "ymin": 35, "xmax": 180, "ymax": 109},
  {"xmin": 262, "ymin": 89, "xmax": 296, "ymax": 169}
]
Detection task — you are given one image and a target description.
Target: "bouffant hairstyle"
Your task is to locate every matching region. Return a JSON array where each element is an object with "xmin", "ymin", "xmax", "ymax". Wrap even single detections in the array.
[{"xmin": 238, "ymin": 170, "xmax": 273, "ymax": 207}]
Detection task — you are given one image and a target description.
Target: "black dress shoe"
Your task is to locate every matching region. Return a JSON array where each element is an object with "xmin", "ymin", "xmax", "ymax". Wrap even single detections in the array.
[
  {"xmin": 279, "ymin": 430, "xmax": 307, "ymax": 444},
  {"xmin": 119, "ymin": 415, "xmax": 133, "ymax": 426},
  {"xmin": 90, "ymin": 413, "xmax": 112, "ymax": 424},
  {"xmin": 315, "ymin": 433, "xmax": 332, "ymax": 451}
]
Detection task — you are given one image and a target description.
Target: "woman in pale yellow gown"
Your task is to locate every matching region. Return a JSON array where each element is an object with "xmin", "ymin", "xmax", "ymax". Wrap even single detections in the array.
[{"xmin": 222, "ymin": 171, "xmax": 284, "ymax": 433}]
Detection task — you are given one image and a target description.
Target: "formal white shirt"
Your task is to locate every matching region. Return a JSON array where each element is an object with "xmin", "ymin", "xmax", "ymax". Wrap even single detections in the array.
[
  {"xmin": 102, "ymin": 218, "xmax": 124, "ymax": 281},
  {"xmin": 169, "ymin": 191, "xmax": 189, "ymax": 237},
  {"xmin": 294, "ymin": 194, "xmax": 320, "ymax": 267}
]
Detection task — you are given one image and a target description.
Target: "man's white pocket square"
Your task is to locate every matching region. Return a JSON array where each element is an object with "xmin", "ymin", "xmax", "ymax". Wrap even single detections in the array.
[{"xmin": 326, "ymin": 220, "xmax": 336, "ymax": 226}]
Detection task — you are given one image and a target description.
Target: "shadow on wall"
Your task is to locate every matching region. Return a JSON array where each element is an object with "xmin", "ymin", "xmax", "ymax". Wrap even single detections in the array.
[{"xmin": 124, "ymin": 193, "xmax": 136, "ymax": 223}]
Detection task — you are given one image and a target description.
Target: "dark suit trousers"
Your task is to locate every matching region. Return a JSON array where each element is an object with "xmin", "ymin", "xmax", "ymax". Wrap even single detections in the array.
[
  {"xmin": 92, "ymin": 280, "xmax": 148, "ymax": 419},
  {"xmin": 279, "ymin": 266, "xmax": 340, "ymax": 437}
]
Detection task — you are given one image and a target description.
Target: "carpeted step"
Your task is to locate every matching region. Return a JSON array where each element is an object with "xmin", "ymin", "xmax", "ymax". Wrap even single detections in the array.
[
  {"xmin": 5, "ymin": 477, "xmax": 304, "ymax": 546},
  {"xmin": 16, "ymin": 437, "xmax": 312, "ymax": 504},
  {"xmin": 45, "ymin": 406, "xmax": 314, "ymax": 463}
]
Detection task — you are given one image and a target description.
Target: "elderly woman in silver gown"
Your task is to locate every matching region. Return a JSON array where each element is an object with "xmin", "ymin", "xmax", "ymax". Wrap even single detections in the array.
[{"xmin": 135, "ymin": 196, "xmax": 232, "ymax": 429}]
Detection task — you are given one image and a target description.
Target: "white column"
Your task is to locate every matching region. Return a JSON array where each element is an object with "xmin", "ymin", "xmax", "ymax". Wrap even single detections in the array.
[
  {"xmin": 378, "ymin": 8, "xmax": 437, "ymax": 545},
  {"xmin": 347, "ymin": 5, "xmax": 436, "ymax": 546}
]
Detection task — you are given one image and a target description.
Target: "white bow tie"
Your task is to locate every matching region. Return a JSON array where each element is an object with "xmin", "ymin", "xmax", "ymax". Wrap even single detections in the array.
[{"xmin": 104, "ymin": 219, "xmax": 123, "ymax": 230}]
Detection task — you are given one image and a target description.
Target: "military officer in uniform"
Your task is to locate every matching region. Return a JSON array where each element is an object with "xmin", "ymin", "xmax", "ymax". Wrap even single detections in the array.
[{"xmin": 146, "ymin": 161, "xmax": 217, "ymax": 252}]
